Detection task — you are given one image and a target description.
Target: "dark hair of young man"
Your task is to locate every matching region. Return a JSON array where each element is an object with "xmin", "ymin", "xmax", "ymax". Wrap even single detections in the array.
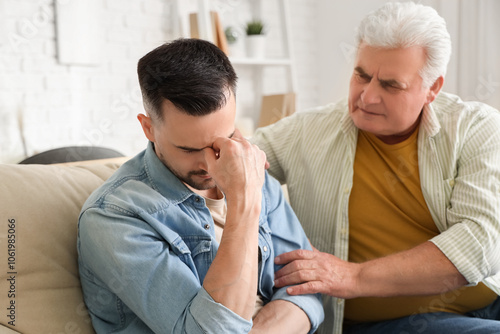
[{"xmin": 137, "ymin": 38, "xmax": 238, "ymax": 120}]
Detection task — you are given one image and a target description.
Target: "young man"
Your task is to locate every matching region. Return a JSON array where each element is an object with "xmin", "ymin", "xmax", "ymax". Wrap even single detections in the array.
[
  {"xmin": 253, "ymin": 2, "xmax": 500, "ymax": 333},
  {"xmin": 77, "ymin": 39, "xmax": 323, "ymax": 333}
]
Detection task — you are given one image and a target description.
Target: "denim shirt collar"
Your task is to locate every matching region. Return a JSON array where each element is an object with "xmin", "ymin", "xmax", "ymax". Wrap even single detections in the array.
[{"xmin": 143, "ymin": 141, "xmax": 197, "ymax": 205}]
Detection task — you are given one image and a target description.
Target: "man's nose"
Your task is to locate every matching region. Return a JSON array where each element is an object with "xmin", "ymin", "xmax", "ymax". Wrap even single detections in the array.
[
  {"xmin": 361, "ymin": 80, "xmax": 382, "ymax": 105},
  {"xmin": 198, "ymin": 158, "xmax": 208, "ymax": 172}
]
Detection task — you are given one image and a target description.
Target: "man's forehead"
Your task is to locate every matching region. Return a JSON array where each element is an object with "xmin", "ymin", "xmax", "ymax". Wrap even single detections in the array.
[
  {"xmin": 161, "ymin": 91, "xmax": 237, "ymax": 150},
  {"xmin": 356, "ymin": 44, "xmax": 426, "ymax": 67},
  {"xmin": 354, "ymin": 53, "xmax": 420, "ymax": 87}
]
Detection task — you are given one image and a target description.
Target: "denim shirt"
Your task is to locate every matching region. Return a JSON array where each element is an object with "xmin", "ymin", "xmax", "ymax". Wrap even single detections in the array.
[{"xmin": 77, "ymin": 142, "xmax": 324, "ymax": 334}]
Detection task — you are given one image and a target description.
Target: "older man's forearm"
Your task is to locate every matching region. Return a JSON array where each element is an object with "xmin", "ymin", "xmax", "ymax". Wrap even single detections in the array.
[{"xmin": 356, "ymin": 241, "xmax": 468, "ymax": 298}]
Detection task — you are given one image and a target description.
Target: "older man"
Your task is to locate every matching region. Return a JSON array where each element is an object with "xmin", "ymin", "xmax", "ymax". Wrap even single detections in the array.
[{"xmin": 253, "ymin": 2, "xmax": 500, "ymax": 333}]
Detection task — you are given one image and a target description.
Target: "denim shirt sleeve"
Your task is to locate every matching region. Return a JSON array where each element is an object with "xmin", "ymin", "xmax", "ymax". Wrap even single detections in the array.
[
  {"xmin": 260, "ymin": 173, "xmax": 325, "ymax": 333},
  {"xmin": 78, "ymin": 207, "xmax": 252, "ymax": 334}
]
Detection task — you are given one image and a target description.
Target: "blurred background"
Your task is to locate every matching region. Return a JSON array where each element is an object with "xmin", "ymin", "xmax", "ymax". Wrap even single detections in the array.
[{"xmin": 0, "ymin": 0, "xmax": 498, "ymax": 163}]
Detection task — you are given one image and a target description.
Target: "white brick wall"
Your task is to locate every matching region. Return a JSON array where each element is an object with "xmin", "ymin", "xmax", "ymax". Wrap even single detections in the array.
[{"xmin": 0, "ymin": 0, "xmax": 320, "ymax": 163}]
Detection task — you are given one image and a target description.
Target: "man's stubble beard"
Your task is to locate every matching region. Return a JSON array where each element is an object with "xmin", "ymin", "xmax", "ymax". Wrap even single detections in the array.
[{"xmin": 159, "ymin": 154, "xmax": 216, "ymax": 191}]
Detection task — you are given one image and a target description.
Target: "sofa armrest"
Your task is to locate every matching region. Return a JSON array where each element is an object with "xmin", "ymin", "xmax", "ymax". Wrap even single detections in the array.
[{"xmin": 0, "ymin": 158, "xmax": 126, "ymax": 333}]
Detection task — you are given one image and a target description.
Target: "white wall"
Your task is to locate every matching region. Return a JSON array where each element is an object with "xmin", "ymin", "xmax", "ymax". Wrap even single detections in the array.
[
  {"xmin": 0, "ymin": 0, "xmax": 171, "ymax": 163},
  {"xmin": 0, "ymin": 0, "xmax": 321, "ymax": 163},
  {"xmin": 0, "ymin": 0, "xmax": 498, "ymax": 163},
  {"xmin": 444, "ymin": 0, "xmax": 500, "ymax": 108}
]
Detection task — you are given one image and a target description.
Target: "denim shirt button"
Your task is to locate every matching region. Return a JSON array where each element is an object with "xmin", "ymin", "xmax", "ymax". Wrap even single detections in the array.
[
  {"xmin": 195, "ymin": 197, "xmax": 201, "ymax": 202},
  {"xmin": 263, "ymin": 246, "xmax": 268, "ymax": 252},
  {"xmin": 204, "ymin": 224, "xmax": 210, "ymax": 230}
]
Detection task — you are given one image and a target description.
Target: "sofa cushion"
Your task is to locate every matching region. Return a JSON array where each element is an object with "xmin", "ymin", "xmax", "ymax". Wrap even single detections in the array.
[{"xmin": 0, "ymin": 158, "xmax": 127, "ymax": 333}]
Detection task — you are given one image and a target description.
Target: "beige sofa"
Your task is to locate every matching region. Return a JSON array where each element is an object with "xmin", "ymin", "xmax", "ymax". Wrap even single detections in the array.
[{"xmin": 0, "ymin": 157, "xmax": 128, "ymax": 334}]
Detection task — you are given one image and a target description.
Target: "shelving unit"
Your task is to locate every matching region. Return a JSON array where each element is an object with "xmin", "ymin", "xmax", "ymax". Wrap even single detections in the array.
[{"xmin": 172, "ymin": 0, "xmax": 296, "ymax": 130}]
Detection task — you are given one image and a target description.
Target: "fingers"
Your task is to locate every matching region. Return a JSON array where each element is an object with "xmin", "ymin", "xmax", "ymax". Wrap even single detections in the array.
[
  {"xmin": 274, "ymin": 250, "xmax": 316, "ymax": 287},
  {"xmin": 273, "ymin": 251, "xmax": 360, "ymax": 298},
  {"xmin": 221, "ymin": 130, "xmax": 267, "ymax": 172},
  {"xmin": 204, "ymin": 129, "xmax": 267, "ymax": 197},
  {"xmin": 203, "ymin": 146, "xmax": 218, "ymax": 168},
  {"xmin": 232, "ymin": 128, "xmax": 270, "ymax": 169},
  {"xmin": 210, "ymin": 129, "xmax": 254, "ymax": 158},
  {"xmin": 274, "ymin": 249, "xmax": 315, "ymax": 266},
  {"xmin": 274, "ymin": 261, "xmax": 313, "ymax": 284},
  {"xmin": 274, "ymin": 262, "xmax": 330, "ymax": 296},
  {"xmin": 274, "ymin": 255, "xmax": 320, "ymax": 281},
  {"xmin": 211, "ymin": 129, "xmax": 245, "ymax": 152},
  {"xmin": 273, "ymin": 249, "xmax": 334, "ymax": 296}
]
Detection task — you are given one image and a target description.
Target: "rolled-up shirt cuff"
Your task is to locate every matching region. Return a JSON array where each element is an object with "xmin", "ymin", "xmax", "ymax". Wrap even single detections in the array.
[
  {"xmin": 430, "ymin": 223, "xmax": 490, "ymax": 285},
  {"xmin": 188, "ymin": 287, "xmax": 253, "ymax": 333}
]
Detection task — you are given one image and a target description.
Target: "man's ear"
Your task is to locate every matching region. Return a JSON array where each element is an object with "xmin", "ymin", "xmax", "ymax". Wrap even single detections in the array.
[
  {"xmin": 426, "ymin": 76, "xmax": 444, "ymax": 104},
  {"xmin": 137, "ymin": 113, "xmax": 155, "ymax": 142}
]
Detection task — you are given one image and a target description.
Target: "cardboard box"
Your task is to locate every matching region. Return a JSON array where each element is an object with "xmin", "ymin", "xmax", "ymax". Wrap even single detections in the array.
[{"xmin": 258, "ymin": 93, "xmax": 296, "ymax": 128}]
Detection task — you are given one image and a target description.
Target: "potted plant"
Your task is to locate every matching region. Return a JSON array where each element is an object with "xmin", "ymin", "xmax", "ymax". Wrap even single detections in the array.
[{"xmin": 245, "ymin": 19, "xmax": 266, "ymax": 58}]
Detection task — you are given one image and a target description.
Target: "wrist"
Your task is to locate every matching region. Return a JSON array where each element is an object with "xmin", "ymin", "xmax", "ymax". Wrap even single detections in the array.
[
  {"xmin": 345, "ymin": 262, "xmax": 364, "ymax": 299},
  {"xmin": 226, "ymin": 191, "xmax": 262, "ymax": 218}
]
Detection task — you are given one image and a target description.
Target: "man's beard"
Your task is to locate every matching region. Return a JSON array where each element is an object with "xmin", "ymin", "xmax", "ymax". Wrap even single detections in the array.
[
  {"xmin": 181, "ymin": 170, "xmax": 216, "ymax": 190},
  {"xmin": 160, "ymin": 156, "xmax": 216, "ymax": 191}
]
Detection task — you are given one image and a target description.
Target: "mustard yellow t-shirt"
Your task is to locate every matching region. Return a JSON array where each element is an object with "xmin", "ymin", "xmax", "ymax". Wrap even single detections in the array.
[{"xmin": 344, "ymin": 128, "xmax": 497, "ymax": 323}]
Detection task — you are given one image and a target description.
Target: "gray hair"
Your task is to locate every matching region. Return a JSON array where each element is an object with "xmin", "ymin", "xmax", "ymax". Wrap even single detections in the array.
[{"xmin": 355, "ymin": 1, "xmax": 451, "ymax": 88}]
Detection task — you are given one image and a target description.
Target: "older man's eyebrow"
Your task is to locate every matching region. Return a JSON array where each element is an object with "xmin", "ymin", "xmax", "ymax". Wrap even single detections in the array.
[
  {"xmin": 379, "ymin": 78, "xmax": 407, "ymax": 89},
  {"xmin": 354, "ymin": 66, "xmax": 370, "ymax": 78},
  {"xmin": 176, "ymin": 130, "xmax": 236, "ymax": 151},
  {"xmin": 355, "ymin": 66, "xmax": 407, "ymax": 89}
]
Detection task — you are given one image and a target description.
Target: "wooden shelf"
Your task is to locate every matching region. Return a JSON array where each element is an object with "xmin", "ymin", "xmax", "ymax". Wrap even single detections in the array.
[{"xmin": 173, "ymin": 0, "xmax": 296, "ymax": 126}]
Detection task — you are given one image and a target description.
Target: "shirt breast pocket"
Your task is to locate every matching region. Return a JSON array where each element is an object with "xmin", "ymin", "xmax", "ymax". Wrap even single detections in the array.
[{"xmin": 176, "ymin": 236, "xmax": 213, "ymax": 283}]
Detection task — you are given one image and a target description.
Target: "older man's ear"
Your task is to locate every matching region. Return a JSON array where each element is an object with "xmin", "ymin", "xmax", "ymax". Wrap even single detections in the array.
[{"xmin": 426, "ymin": 76, "xmax": 444, "ymax": 104}]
